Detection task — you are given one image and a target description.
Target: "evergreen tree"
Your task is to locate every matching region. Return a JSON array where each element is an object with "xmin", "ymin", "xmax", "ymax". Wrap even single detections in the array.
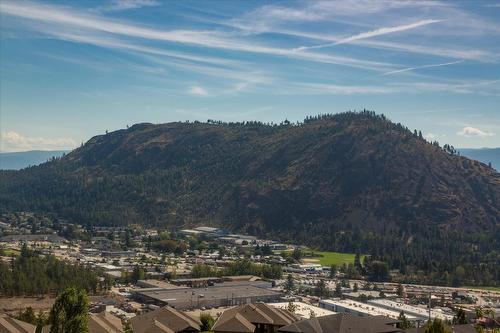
[
  {"xmin": 334, "ymin": 282, "xmax": 342, "ymax": 298},
  {"xmin": 453, "ymin": 308, "xmax": 468, "ymax": 325},
  {"xmin": 284, "ymin": 274, "xmax": 295, "ymax": 294},
  {"xmin": 49, "ymin": 287, "xmax": 89, "ymax": 333},
  {"xmin": 131, "ymin": 266, "xmax": 145, "ymax": 283},
  {"xmin": 16, "ymin": 307, "xmax": 36, "ymax": 324},
  {"xmin": 396, "ymin": 311, "xmax": 413, "ymax": 329},
  {"xmin": 397, "ymin": 283, "xmax": 404, "ymax": 297},
  {"xmin": 315, "ymin": 279, "xmax": 328, "ymax": 298},
  {"xmin": 423, "ymin": 318, "xmax": 451, "ymax": 333},
  {"xmin": 354, "ymin": 252, "xmax": 362, "ymax": 271},
  {"xmin": 200, "ymin": 313, "xmax": 215, "ymax": 331},
  {"xmin": 329, "ymin": 264, "xmax": 337, "ymax": 278}
]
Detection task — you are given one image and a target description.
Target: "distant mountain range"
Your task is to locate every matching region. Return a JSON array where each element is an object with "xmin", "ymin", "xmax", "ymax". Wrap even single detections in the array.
[
  {"xmin": 0, "ymin": 111, "xmax": 499, "ymax": 286},
  {"xmin": 0, "ymin": 150, "xmax": 69, "ymax": 170},
  {"xmin": 459, "ymin": 148, "xmax": 500, "ymax": 171}
]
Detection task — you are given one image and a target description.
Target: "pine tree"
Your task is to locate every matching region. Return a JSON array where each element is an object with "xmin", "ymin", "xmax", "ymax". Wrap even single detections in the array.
[
  {"xmin": 397, "ymin": 311, "xmax": 413, "ymax": 329},
  {"xmin": 453, "ymin": 308, "xmax": 468, "ymax": 325},
  {"xmin": 316, "ymin": 279, "xmax": 328, "ymax": 298},
  {"xmin": 49, "ymin": 287, "xmax": 89, "ymax": 333},
  {"xmin": 284, "ymin": 274, "xmax": 295, "ymax": 294},
  {"xmin": 424, "ymin": 318, "xmax": 451, "ymax": 333},
  {"xmin": 397, "ymin": 283, "xmax": 404, "ymax": 297},
  {"xmin": 334, "ymin": 282, "xmax": 342, "ymax": 298}
]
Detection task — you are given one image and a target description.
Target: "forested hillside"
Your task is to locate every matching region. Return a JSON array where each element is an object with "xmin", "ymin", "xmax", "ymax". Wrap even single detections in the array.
[{"xmin": 1, "ymin": 111, "xmax": 499, "ymax": 286}]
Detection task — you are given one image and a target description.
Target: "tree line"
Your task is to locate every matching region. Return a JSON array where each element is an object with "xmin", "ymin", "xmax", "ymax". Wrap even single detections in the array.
[
  {"xmin": 191, "ymin": 259, "xmax": 282, "ymax": 280},
  {"xmin": 0, "ymin": 244, "xmax": 109, "ymax": 296}
]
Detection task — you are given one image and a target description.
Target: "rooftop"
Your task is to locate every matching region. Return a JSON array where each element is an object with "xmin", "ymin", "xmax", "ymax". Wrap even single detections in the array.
[
  {"xmin": 367, "ymin": 299, "xmax": 455, "ymax": 321},
  {"xmin": 278, "ymin": 313, "xmax": 402, "ymax": 333},
  {"xmin": 269, "ymin": 302, "xmax": 336, "ymax": 319},
  {"xmin": 320, "ymin": 299, "xmax": 419, "ymax": 321},
  {"xmin": 133, "ymin": 281, "xmax": 282, "ymax": 309}
]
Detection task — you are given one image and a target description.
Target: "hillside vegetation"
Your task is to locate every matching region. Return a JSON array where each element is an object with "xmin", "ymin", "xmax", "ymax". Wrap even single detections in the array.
[{"xmin": 1, "ymin": 111, "xmax": 499, "ymax": 286}]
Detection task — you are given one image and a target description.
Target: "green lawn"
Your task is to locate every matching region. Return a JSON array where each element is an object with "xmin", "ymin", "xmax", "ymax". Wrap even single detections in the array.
[
  {"xmin": 276, "ymin": 248, "xmax": 365, "ymax": 266},
  {"xmin": 303, "ymin": 250, "xmax": 365, "ymax": 266}
]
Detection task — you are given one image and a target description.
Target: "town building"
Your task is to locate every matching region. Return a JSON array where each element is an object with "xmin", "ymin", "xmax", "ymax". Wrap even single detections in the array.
[
  {"xmin": 0, "ymin": 314, "xmax": 36, "ymax": 333},
  {"xmin": 212, "ymin": 303, "xmax": 298, "ymax": 333},
  {"xmin": 130, "ymin": 305, "xmax": 201, "ymax": 333},
  {"xmin": 319, "ymin": 299, "xmax": 419, "ymax": 322},
  {"xmin": 405, "ymin": 324, "xmax": 476, "ymax": 333},
  {"xmin": 367, "ymin": 299, "xmax": 455, "ymax": 321},
  {"xmin": 278, "ymin": 313, "xmax": 402, "ymax": 333},
  {"xmin": 269, "ymin": 302, "xmax": 336, "ymax": 319},
  {"xmin": 88, "ymin": 311, "xmax": 124, "ymax": 333},
  {"xmin": 132, "ymin": 281, "xmax": 283, "ymax": 310}
]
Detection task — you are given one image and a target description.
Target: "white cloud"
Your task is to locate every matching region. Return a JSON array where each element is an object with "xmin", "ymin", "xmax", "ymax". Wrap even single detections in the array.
[
  {"xmin": 297, "ymin": 83, "xmax": 397, "ymax": 95},
  {"xmin": 381, "ymin": 60, "xmax": 463, "ymax": 76},
  {"xmin": 457, "ymin": 126, "xmax": 495, "ymax": 138},
  {"xmin": 91, "ymin": 0, "xmax": 159, "ymax": 13},
  {"xmin": 295, "ymin": 19, "xmax": 443, "ymax": 51},
  {"xmin": 425, "ymin": 133, "xmax": 437, "ymax": 140},
  {"xmin": 189, "ymin": 86, "xmax": 208, "ymax": 96},
  {"xmin": 393, "ymin": 79, "xmax": 500, "ymax": 95},
  {"xmin": 96, "ymin": 0, "xmax": 160, "ymax": 12},
  {"xmin": 0, "ymin": 131, "xmax": 76, "ymax": 152},
  {"xmin": 0, "ymin": 1, "xmax": 395, "ymax": 71}
]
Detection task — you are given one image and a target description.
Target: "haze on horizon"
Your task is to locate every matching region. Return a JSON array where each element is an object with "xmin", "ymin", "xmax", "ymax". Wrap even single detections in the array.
[{"xmin": 1, "ymin": 0, "xmax": 499, "ymax": 152}]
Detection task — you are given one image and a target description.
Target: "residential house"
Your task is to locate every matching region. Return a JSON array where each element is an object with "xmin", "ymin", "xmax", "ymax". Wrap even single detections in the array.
[
  {"xmin": 89, "ymin": 311, "xmax": 124, "ymax": 333},
  {"xmin": 278, "ymin": 313, "xmax": 402, "ymax": 333},
  {"xmin": 130, "ymin": 305, "xmax": 201, "ymax": 333},
  {"xmin": 0, "ymin": 314, "xmax": 36, "ymax": 333},
  {"xmin": 213, "ymin": 303, "xmax": 298, "ymax": 333}
]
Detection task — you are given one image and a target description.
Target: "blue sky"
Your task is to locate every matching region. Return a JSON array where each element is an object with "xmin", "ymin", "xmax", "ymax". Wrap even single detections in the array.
[{"xmin": 1, "ymin": 0, "xmax": 499, "ymax": 151}]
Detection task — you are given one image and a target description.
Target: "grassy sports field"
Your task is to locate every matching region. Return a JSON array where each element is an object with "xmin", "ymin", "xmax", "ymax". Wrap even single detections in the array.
[{"xmin": 277, "ymin": 248, "xmax": 365, "ymax": 266}]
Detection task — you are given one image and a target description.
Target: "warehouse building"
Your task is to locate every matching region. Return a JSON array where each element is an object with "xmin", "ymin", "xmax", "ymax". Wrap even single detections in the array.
[
  {"xmin": 132, "ymin": 281, "xmax": 283, "ymax": 310},
  {"xmin": 319, "ymin": 299, "xmax": 419, "ymax": 322},
  {"xmin": 367, "ymin": 299, "xmax": 455, "ymax": 321}
]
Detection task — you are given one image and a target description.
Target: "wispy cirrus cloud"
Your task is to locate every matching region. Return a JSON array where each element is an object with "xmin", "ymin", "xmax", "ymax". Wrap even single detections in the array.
[
  {"xmin": 292, "ymin": 78, "xmax": 500, "ymax": 96},
  {"xmin": 381, "ymin": 60, "xmax": 464, "ymax": 76},
  {"xmin": 95, "ymin": 0, "xmax": 160, "ymax": 12},
  {"xmin": 0, "ymin": 1, "xmax": 393, "ymax": 71},
  {"xmin": 295, "ymin": 19, "xmax": 443, "ymax": 51}
]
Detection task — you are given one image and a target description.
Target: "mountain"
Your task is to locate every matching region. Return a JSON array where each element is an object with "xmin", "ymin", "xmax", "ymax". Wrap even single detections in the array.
[
  {"xmin": 1, "ymin": 111, "xmax": 499, "ymax": 285},
  {"xmin": 0, "ymin": 150, "xmax": 69, "ymax": 170},
  {"xmin": 459, "ymin": 148, "xmax": 500, "ymax": 171}
]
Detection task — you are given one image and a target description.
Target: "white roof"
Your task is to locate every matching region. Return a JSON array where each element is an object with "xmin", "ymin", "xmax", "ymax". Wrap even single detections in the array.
[
  {"xmin": 367, "ymin": 299, "xmax": 454, "ymax": 321},
  {"xmin": 320, "ymin": 299, "xmax": 419, "ymax": 320},
  {"xmin": 269, "ymin": 302, "xmax": 336, "ymax": 319}
]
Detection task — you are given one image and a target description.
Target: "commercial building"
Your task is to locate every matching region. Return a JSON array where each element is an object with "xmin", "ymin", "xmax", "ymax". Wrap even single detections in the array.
[
  {"xmin": 319, "ymin": 299, "xmax": 419, "ymax": 322},
  {"xmin": 132, "ymin": 281, "xmax": 283, "ymax": 310},
  {"xmin": 367, "ymin": 299, "xmax": 455, "ymax": 321},
  {"xmin": 137, "ymin": 279, "xmax": 186, "ymax": 290},
  {"xmin": 269, "ymin": 302, "xmax": 336, "ymax": 319}
]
